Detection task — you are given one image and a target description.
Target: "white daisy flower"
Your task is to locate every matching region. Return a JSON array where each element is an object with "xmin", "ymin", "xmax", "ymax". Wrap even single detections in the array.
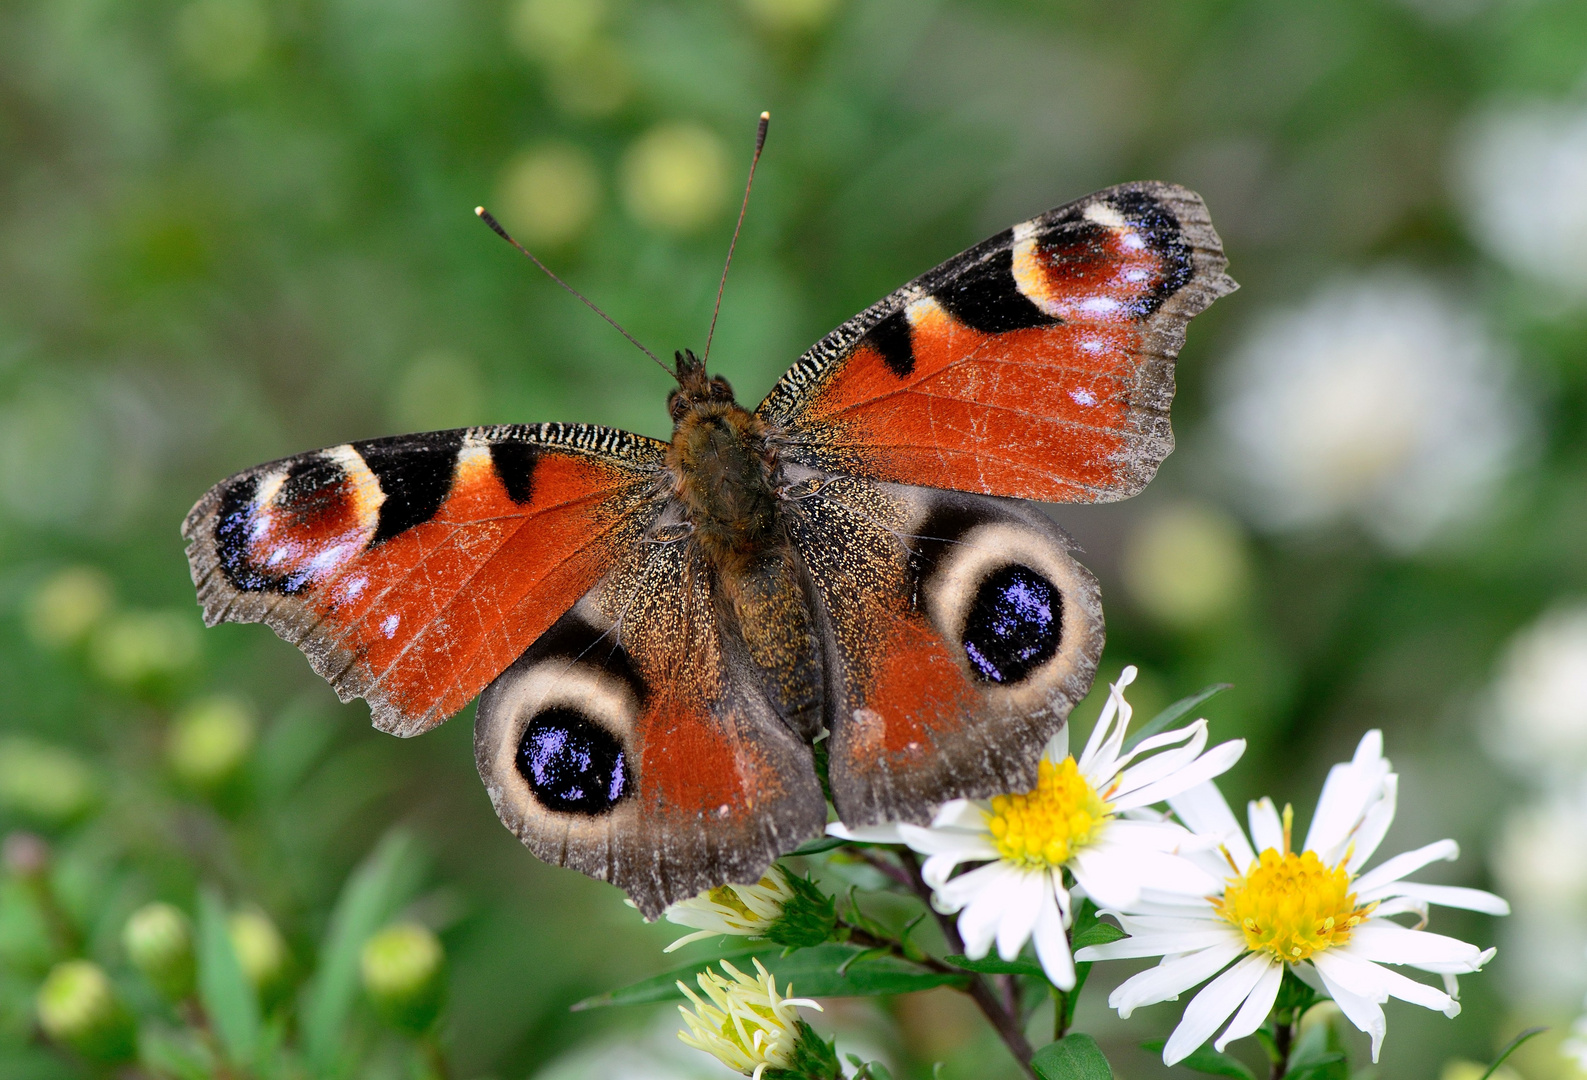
[
  {"xmin": 1483, "ymin": 602, "xmax": 1587, "ymax": 778},
  {"xmin": 830, "ymin": 666, "xmax": 1245, "ymax": 990},
  {"xmin": 1078, "ymin": 730, "xmax": 1510, "ymax": 1066},
  {"xmin": 676, "ymin": 958, "xmax": 827, "ymax": 1080}
]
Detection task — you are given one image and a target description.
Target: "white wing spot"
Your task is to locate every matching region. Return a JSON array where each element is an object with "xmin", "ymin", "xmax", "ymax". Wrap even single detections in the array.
[
  {"xmin": 381, "ymin": 614, "xmax": 400, "ymax": 639},
  {"xmin": 1070, "ymin": 388, "xmax": 1098, "ymax": 407}
]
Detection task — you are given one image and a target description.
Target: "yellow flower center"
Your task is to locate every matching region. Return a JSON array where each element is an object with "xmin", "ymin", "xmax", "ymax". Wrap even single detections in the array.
[
  {"xmin": 1215, "ymin": 848, "xmax": 1374, "ymax": 962},
  {"xmin": 985, "ymin": 756, "xmax": 1111, "ymax": 868}
]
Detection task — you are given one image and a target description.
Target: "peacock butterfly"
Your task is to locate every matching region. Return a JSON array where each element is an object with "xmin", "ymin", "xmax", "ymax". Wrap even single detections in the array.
[{"xmin": 182, "ymin": 120, "xmax": 1235, "ymax": 917}]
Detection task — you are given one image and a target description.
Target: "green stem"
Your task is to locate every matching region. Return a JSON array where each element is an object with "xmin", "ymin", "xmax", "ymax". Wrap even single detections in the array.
[{"xmin": 1269, "ymin": 1017, "xmax": 1292, "ymax": 1080}]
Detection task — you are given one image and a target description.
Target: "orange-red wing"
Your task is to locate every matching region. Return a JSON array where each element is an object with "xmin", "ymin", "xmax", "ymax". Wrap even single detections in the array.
[
  {"xmin": 784, "ymin": 477, "xmax": 1104, "ymax": 827},
  {"xmin": 473, "ymin": 531, "xmax": 827, "ymax": 918},
  {"xmin": 183, "ymin": 424, "xmax": 667, "ymax": 736},
  {"xmin": 757, "ymin": 183, "xmax": 1235, "ymax": 503}
]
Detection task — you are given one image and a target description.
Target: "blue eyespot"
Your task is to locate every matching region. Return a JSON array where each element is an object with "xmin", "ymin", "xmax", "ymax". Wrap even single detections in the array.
[
  {"xmin": 962, "ymin": 564, "xmax": 1062, "ymax": 684},
  {"xmin": 516, "ymin": 709, "xmax": 629, "ymax": 815}
]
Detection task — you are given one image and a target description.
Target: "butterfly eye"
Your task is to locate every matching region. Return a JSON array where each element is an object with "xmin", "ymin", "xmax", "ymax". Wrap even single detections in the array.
[
  {"xmin": 516, "ymin": 708, "xmax": 630, "ymax": 814},
  {"xmin": 649, "ymin": 522, "xmax": 694, "ymax": 543},
  {"xmin": 777, "ymin": 477, "xmax": 824, "ymax": 500}
]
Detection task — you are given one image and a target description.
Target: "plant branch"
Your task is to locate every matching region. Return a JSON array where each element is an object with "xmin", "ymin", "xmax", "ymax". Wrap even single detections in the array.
[
  {"xmin": 893, "ymin": 849, "xmax": 1036, "ymax": 1078},
  {"xmin": 1269, "ymin": 1018, "xmax": 1293, "ymax": 1080}
]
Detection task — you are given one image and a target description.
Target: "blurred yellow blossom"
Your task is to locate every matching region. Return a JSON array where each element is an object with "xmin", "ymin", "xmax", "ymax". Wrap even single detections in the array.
[
  {"xmin": 90, "ymin": 610, "xmax": 200, "ymax": 685},
  {"xmin": 621, "ymin": 124, "xmax": 728, "ymax": 234},
  {"xmin": 168, "ymin": 696, "xmax": 256, "ymax": 788},
  {"xmin": 741, "ymin": 0, "xmax": 842, "ymax": 32},
  {"xmin": 509, "ymin": 0, "xmax": 605, "ymax": 62},
  {"xmin": 1120, "ymin": 502, "xmax": 1250, "ymax": 630},
  {"xmin": 25, "ymin": 566, "xmax": 113, "ymax": 649},
  {"xmin": 497, "ymin": 144, "xmax": 602, "ymax": 249},
  {"xmin": 0, "ymin": 739, "xmax": 97, "ymax": 823},
  {"xmin": 175, "ymin": 0, "xmax": 269, "ymax": 82}
]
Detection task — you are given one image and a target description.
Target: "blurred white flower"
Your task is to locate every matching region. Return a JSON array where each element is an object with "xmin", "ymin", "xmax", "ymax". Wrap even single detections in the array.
[
  {"xmin": 1483, "ymin": 604, "xmax": 1587, "ymax": 777},
  {"xmin": 1212, "ymin": 272, "xmax": 1524, "ymax": 550},
  {"xmin": 1490, "ymin": 786, "xmax": 1587, "ymax": 1007},
  {"xmin": 1081, "ymin": 732, "xmax": 1508, "ymax": 1066},
  {"xmin": 1456, "ymin": 101, "xmax": 1587, "ymax": 299},
  {"xmin": 1566, "ymin": 979, "xmax": 1587, "ymax": 1071}
]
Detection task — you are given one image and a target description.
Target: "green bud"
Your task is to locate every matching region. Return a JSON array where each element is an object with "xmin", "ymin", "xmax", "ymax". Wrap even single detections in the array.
[
  {"xmin": 764, "ymin": 872, "xmax": 838, "ymax": 949},
  {"xmin": 360, "ymin": 922, "xmax": 444, "ymax": 1034},
  {"xmin": 228, "ymin": 910, "xmax": 289, "ymax": 1001},
  {"xmin": 89, "ymin": 610, "xmax": 200, "ymax": 687},
  {"xmin": 0, "ymin": 739, "xmax": 97, "ymax": 824},
  {"xmin": 25, "ymin": 567, "xmax": 114, "ymax": 650},
  {"xmin": 764, "ymin": 1022, "xmax": 843, "ymax": 1080},
  {"xmin": 36, "ymin": 960, "xmax": 137, "ymax": 1064},
  {"xmin": 124, "ymin": 902, "xmax": 195, "ymax": 1002},
  {"xmin": 168, "ymin": 696, "xmax": 256, "ymax": 788}
]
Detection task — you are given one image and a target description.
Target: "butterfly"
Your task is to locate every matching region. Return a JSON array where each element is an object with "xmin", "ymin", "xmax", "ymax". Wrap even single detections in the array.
[{"xmin": 183, "ymin": 175, "xmax": 1234, "ymax": 918}]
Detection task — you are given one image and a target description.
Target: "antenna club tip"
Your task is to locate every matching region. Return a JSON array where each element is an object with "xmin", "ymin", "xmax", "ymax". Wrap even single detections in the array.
[
  {"xmin": 760, "ymin": 111, "xmax": 770, "ymax": 120},
  {"xmin": 474, "ymin": 206, "xmax": 486, "ymax": 216}
]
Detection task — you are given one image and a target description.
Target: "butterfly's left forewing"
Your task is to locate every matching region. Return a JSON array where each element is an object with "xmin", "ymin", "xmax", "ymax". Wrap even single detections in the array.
[{"xmin": 183, "ymin": 424, "xmax": 667, "ymax": 736}]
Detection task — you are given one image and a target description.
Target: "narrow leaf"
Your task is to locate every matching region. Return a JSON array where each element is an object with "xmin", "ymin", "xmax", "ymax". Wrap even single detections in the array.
[
  {"xmin": 787, "ymin": 836, "xmax": 847, "ymax": 856},
  {"xmin": 1480, "ymin": 1027, "xmax": 1547, "ymax": 1080},
  {"xmin": 942, "ymin": 953, "xmax": 1046, "ymax": 978},
  {"xmin": 573, "ymin": 944, "xmax": 965, "ymax": 1010},
  {"xmin": 1284, "ymin": 1052, "xmax": 1345, "ymax": 1079},
  {"xmin": 302, "ymin": 830, "xmax": 426, "ymax": 1073},
  {"xmin": 1032, "ymin": 1033, "xmax": 1113, "ymax": 1080},
  {"xmin": 1123, "ymin": 683, "xmax": 1233, "ymax": 751},
  {"xmin": 196, "ymin": 886, "xmax": 259, "ymax": 1066},
  {"xmin": 1142, "ymin": 1039, "xmax": 1256, "ymax": 1080}
]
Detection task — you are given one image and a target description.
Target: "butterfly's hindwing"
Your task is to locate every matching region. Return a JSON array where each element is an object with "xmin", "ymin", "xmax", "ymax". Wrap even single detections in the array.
[
  {"xmin": 758, "ymin": 182, "xmax": 1235, "ymax": 503},
  {"xmin": 784, "ymin": 475, "xmax": 1104, "ymax": 827},
  {"xmin": 183, "ymin": 424, "xmax": 667, "ymax": 737},
  {"xmin": 474, "ymin": 528, "xmax": 827, "ymax": 919}
]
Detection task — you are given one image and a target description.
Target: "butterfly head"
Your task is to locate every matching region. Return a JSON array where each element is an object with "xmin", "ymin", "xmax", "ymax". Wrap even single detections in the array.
[{"xmin": 667, "ymin": 348, "xmax": 738, "ymax": 424}]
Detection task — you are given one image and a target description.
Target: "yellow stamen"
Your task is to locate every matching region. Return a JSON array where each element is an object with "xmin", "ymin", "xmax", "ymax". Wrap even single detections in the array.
[
  {"xmin": 1214, "ymin": 848, "xmax": 1376, "ymax": 963},
  {"xmin": 985, "ymin": 757, "xmax": 1111, "ymax": 868}
]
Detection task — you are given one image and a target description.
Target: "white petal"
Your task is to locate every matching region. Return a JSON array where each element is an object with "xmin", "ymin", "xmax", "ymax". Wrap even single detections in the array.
[
  {"xmin": 1352, "ymin": 839, "xmax": 1460, "ymax": 894},
  {"xmin": 1068, "ymin": 849, "xmax": 1142, "ymax": 910},
  {"xmin": 1304, "ymin": 732, "xmax": 1392, "ymax": 860},
  {"xmin": 1215, "ymin": 957, "xmax": 1284, "ymax": 1052},
  {"xmin": 1113, "ymin": 740, "xmax": 1247, "ymax": 811},
  {"xmin": 995, "ymin": 872, "xmax": 1045, "ymax": 961},
  {"xmin": 826, "ymin": 821, "xmax": 905, "ymax": 844},
  {"xmin": 1110, "ymin": 722, "xmax": 1207, "ymax": 796},
  {"xmin": 1108, "ymin": 941, "xmax": 1247, "ymax": 1017},
  {"xmin": 956, "ymin": 867, "xmax": 1038, "ymax": 959},
  {"xmin": 933, "ymin": 859, "xmax": 1011, "ymax": 913},
  {"xmin": 1248, "ymin": 797, "xmax": 1284, "ymax": 854},
  {"xmin": 1079, "ymin": 666, "xmax": 1138, "ymax": 781},
  {"xmin": 1169, "ymin": 781, "xmax": 1257, "ymax": 869},
  {"xmin": 1090, "ymin": 818, "xmax": 1202, "ymax": 853},
  {"xmin": 1316, "ymin": 948, "xmax": 1454, "ymax": 1014},
  {"xmin": 1163, "ymin": 952, "xmax": 1272, "ymax": 1065},
  {"xmin": 1359, "ymin": 880, "xmax": 1510, "ymax": 916},
  {"xmin": 1033, "ymin": 879, "xmax": 1077, "ymax": 991},
  {"xmin": 1078, "ymin": 847, "xmax": 1224, "ymax": 902},
  {"xmin": 929, "ymin": 799, "xmax": 988, "ymax": 830},
  {"xmin": 1077, "ymin": 926, "xmax": 1243, "ymax": 962},
  {"xmin": 1345, "ymin": 923, "xmax": 1485, "ymax": 969},
  {"xmin": 1312, "ymin": 961, "xmax": 1386, "ymax": 1061},
  {"xmin": 1041, "ymin": 724, "xmax": 1069, "ymax": 765},
  {"xmin": 1346, "ymin": 774, "xmax": 1398, "ymax": 872}
]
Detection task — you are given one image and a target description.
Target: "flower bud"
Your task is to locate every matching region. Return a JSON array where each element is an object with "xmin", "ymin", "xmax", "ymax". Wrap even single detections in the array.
[
  {"xmin": 0, "ymin": 739, "xmax": 97, "ymax": 824},
  {"xmin": 663, "ymin": 866, "xmax": 836, "ymax": 952},
  {"xmin": 168, "ymin": 696, "xmax": 256, "ymax": 789},
  {"xmin": 360, "ymin": 922, "xmax": 444, "ymax": 1034},
  {"xmin": 124, "ymin": 902, "xmax": 195, "ymax": 1002},
  {"xmin": 36, "ymin": 960, "xmax": 137, "ymax": 1064},
  {"xmin": 24, "ymin": 567, "xmax": 113, "ymax": 650},
  {"xmin": 677, "ymin": 959, "xmax": 838, "ymax": 1079},
  {"xmin": 228, "ymin": 910, "xmax": 289, "ymax": 1002}
]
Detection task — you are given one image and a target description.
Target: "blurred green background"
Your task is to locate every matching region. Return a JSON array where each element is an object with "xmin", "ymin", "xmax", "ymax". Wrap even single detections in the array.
[{"xmin": 3, "ymin": 0, "xmax": 1587, "ymax": 1077}]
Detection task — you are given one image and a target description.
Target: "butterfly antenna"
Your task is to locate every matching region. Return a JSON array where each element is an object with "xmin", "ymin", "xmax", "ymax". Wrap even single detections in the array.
[
  {"xmin": 701, "ymin": 111, "xmax": 769, "ymax": 369},
  {"xmin": 474, "ymin": 206, "xmax": 674, "ymax": 380}
]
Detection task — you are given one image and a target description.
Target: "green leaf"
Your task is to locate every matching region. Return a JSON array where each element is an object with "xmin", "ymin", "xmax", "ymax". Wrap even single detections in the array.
[
  {"xmin": 1141, "ymin": 1039, "xmax": 1256, "ymax": 1080},
  {"xmin": 1070, "ymin": 921, "xmax": 1126, "ymax": 950},
  {"xmin": 1123, "ymin": 683, "xmax": 1233, "ymax": 751},
  {"xmin": 942, "ymin": 953, "xmax": 1046, "ymax": 978},
  {"xmin": 1032, "ymin": 1033, "xmax": 1113, "ymax": 1080},
  {"xmin": 786, "ymin": 835, "xmax": 848, "ymax": 856},
  {"xmin": 1285, "ymin": 1053, "xmax": 1346, "ymax": 1079},
  {"xmin": 301, "ymin": 830, "xmax": 426, "ymax": 1074},
  {"xmin": 1479, "ymin": 1027, "xmax": 1547, "ymax": 1080},
  {"xmin": 196, "ymin": 886, "xmax": 259, "ymax": 1067},
  {"xmin": 572, "ymin": 944, "xmax": 966, "ymax": 1009}
]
